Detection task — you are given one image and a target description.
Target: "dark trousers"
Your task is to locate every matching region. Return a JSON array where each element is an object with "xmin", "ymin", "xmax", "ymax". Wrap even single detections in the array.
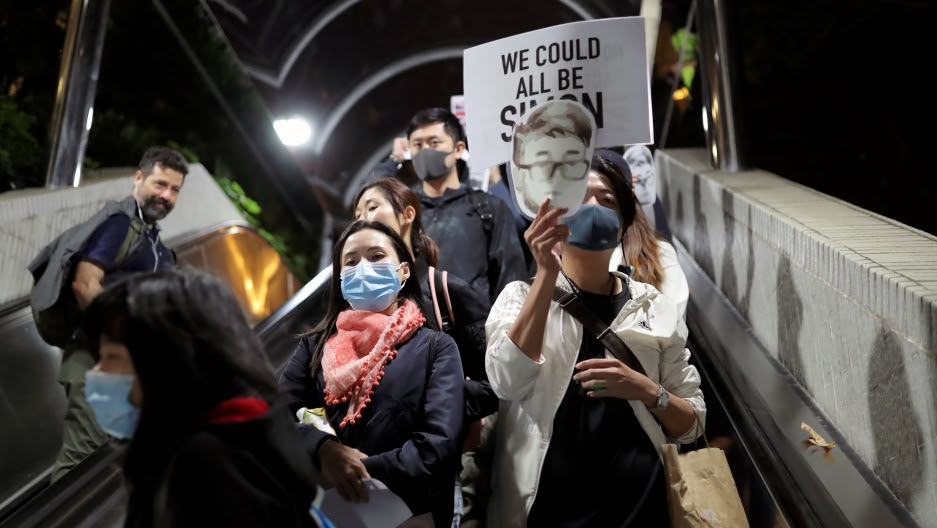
[{"xmin": 51, "ymin": 347, "xmax": 108, "ymax": 482}]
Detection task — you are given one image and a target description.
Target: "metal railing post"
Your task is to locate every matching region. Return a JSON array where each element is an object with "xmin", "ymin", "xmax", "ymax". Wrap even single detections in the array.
[
  {"xmin": 696, "ymin": 0, "xmax": 745, "ymax": 171},
  {"xmin": 45, "ymin": 0, "xmax": 112, "ymax": 188}
]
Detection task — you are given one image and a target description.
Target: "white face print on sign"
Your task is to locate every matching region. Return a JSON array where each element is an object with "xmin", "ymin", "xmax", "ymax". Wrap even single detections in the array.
[
  {"xmin": 624, "ymin": 145, "xmax": 656, "ymax": 207},
  {"xmin": 509, "ymin": 99, "xmax": 596, "ymax": 220}
]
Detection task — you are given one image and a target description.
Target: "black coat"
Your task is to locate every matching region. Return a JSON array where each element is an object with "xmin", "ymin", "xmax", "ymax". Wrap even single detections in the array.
[
  {"xmin": 414, "ymin": 257, "xmax": 498, "ymax": 419},
  {"xmin": 418, "ymin": 184, "xmax": 528, "ymax": 304},
  {"xmin": 279, "ymin": 326, "xmax": 465, "ymax": 527},
  {"xmin": 127, "ymin": 404, "xmax": 320, "ymax": 528}
]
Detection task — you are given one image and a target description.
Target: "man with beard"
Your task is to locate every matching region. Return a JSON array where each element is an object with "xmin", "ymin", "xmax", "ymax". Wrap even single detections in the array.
[{"xmin": 51, "ymin": 145, "xmax": 187, "ymax": 480}]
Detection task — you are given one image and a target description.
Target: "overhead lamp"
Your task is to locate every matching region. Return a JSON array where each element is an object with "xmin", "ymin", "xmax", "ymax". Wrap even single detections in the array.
[{"xmin": 273, "ymin": 117, "xmax": 312, "ymax": 147}]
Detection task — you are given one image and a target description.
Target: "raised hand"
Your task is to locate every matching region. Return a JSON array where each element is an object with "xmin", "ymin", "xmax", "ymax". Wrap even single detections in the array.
[{"xmin": 523, "ymin": 198, "xmax": 569, "ymax": 277}]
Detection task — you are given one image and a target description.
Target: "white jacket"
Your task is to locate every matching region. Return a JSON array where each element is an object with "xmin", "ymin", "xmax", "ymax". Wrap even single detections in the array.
[
  {"xmin": 611, "ymin": 239, "xmax": 689, "ymax": 320},
  {"xmin": 484, "ymin": 273, "xmax": 705, "ymax": 527}
]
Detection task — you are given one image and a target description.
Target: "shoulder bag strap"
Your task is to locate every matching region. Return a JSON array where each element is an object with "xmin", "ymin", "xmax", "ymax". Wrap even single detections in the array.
[
  {"xmin": 111, "ymin": 214, "xmax": 145, "ymax": 270},
  {"xmin": 429, "ymin": 266, "xmax": 455, "ymax": 332},
  {"xmin": 465, "ymin": 190, "xmax": 494, "ymax": 240},
  {"xmin": 440, "ymin": 269, "xmax": 455, "ymax": 329},
  {"xmin": 524, "ymin": 278, "xmax": 646, "ymax": 377},
  {"xmin": 428, "ymin": 265, "xmax": 445, "ymax": 331}
]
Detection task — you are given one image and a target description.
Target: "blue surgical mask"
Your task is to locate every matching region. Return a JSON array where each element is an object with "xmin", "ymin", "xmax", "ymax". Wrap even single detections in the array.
[
  {"xmin": 340, "ymin": 261, "xmax": 405, "ymax": 312},
  {"xmin": 85, "ymin": 370, "xmax": 140, "ymax": 440},
  {"xmin": 565, "ymin": 204, "xmax": 622, "ymax": 251}
]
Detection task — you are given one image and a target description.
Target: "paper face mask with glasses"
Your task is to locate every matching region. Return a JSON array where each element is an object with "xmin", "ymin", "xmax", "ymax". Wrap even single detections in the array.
[{"xmin": 509, "ymin": 99, "xmax": 596, "ymax": 220}]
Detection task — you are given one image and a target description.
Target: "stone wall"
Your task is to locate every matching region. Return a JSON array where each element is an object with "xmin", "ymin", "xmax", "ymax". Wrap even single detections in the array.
[{"xmin": 657, "ymin": 148, "xmax": 937, "ymax": 525}]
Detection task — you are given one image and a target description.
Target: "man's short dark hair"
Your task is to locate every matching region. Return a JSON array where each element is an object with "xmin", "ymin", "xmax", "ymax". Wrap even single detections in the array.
[
  {"xmin": 406, "ymin": 107, "xmax": 466, "ymax": 146},
  {"xmin": 138, "ymin": 146, "xmax": 189, "ymax": 178}
]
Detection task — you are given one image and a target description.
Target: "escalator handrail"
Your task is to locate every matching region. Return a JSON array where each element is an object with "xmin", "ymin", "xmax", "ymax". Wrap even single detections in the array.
[{"xmin": 253, "ymin": 266, "xmax": 332, "ymax": 340}]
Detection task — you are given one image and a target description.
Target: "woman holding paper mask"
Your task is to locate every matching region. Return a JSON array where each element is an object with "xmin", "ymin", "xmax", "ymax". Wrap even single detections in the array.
[
  {"xmin": 485, "ymin": 154, "xmax": 705, "ymax": 526},
  {"xmin": 279, "ymin": 221, "xmax": 464, "ymax": 527}
]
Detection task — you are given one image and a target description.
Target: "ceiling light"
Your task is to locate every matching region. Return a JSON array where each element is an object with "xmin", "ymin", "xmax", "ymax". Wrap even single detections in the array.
[{"xmin": 273, "ymin": 117, "xmax": 312, "ymax": 146}]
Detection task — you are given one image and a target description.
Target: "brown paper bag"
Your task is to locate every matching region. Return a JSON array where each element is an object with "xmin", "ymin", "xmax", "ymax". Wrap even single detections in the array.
[{"xmin": 662, "ymin": 443, "xmax": 750, "ymax": 528}]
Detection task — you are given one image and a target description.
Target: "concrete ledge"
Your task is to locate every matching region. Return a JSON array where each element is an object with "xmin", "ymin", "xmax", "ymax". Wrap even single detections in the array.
[
  {"xmin": 0, "ymin": 164, "xmax": 241, "ymax": 308},
  {"xmin": 658, "ymin": 147, "xmax": 937, "ymax": 526}
]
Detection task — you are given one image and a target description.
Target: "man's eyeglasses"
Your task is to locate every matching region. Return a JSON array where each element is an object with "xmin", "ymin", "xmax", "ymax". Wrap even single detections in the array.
[{"xmin": 514, "ymin": 159, "xmax": 589, "ymax": 181}]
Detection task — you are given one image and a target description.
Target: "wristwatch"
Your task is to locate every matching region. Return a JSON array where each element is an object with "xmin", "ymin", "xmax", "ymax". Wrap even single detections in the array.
[{"xmin": 651, "ymin": 383, "xmax": 670, "ymax": 411}]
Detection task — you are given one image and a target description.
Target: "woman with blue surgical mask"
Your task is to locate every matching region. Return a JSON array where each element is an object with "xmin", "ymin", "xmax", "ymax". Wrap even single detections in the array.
[
  {"xmin": 81, "ymin": 269, "xmax": 322, "ymax": 528},
  {"xmin": 484, "ymin": 154, "xmax": 706, "ymax": 527},
  {"xmin": 279, "ymin": 221, "xmax": 465, "ymax": 528}
]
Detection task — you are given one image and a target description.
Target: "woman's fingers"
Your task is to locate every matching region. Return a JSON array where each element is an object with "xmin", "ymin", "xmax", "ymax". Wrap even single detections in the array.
[
  {"xmin": 336, "ymin": 479, "xmax": 358, "ymax": 502},
  {"xmin": 354, "ymin": 478, "xmax": 371, "ymax": 502},
  {"xmin": 530, "ymin": 223, "xmax": 569, "ymax": 249},
  {"xmin": 575, "ymin": 358, "xmax": 623, "ymax": 370},
  {"xmin": 530, "ymin": 226, "xmax": 569, "ymax": 251},
  {"xmin": 525, "ymin": 201, "xmax": 568, "ymax": 240},
  {"xmin": 336, "ymin": 472, "xmax": 370, "ymax": 503}
]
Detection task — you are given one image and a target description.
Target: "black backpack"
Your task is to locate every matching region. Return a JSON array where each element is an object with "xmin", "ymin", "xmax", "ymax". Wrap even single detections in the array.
[{"xmin": 29, "ymin": 209, "xmax": 144, "ymax": 347}]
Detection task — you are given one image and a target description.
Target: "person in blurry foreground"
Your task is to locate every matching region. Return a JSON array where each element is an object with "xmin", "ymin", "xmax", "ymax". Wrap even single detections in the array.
[{"xmin": 82, "ymin": 268, "xmax": 321, "ymax": 527}]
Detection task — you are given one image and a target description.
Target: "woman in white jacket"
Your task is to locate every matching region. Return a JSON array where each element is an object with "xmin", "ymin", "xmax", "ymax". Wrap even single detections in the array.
[
  {"xmin": 597, "ymin": 148, "xmax": 689, "ymax": 320},
  {"xmin": 485, "ymin": 154, "xmax": 705, "ymax": 527}
]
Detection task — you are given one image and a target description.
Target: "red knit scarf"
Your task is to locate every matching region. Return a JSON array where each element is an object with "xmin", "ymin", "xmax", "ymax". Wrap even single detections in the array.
[{"xmin": 322, "ymin": 300, "xmax": 424, "ymax": 427}]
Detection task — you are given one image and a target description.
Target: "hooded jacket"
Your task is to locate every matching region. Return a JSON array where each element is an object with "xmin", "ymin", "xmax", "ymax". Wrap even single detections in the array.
[{"xmin": 417, "ymin": 184, "xmax": 528, "ymax": 304}]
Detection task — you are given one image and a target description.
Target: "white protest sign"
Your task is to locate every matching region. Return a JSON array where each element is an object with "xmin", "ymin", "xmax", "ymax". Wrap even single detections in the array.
[{"xmin": 463, "ymin": 17, "xmax": 652, "ymax": 171}]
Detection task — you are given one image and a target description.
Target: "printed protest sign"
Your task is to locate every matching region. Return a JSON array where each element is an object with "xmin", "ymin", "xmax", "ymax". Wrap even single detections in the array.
[{"xmin": 463, "ymin": 17, "xmax": 652, "ymax": 172}]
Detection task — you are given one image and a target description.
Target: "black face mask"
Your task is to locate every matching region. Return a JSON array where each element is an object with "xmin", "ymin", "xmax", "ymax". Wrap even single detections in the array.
[{"xmin": 412, "ymin": 148, "xmax": 454, "ymax": 181}]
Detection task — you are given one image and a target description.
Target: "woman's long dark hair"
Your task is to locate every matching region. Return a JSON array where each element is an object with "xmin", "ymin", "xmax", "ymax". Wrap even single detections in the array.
[
  {"xmin": 593, "ymin": 149, "xmax": 665, "ymax": 286},
  {"xmin": 306, "ymin": 221, "xmax": 425, "ymax": 374},
  {"xmin": 81, "ymin": 268, "xmax": 278, "ymax": 492},
  {"xmin": 353, "ymin": 177, "xmax": 440, "ymax": 267},
  {"xmin": 590, "ymin": 154, "xmax": 637, "ymax": 234}
]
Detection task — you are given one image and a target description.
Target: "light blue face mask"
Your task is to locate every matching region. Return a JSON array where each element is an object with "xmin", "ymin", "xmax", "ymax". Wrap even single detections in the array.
[
  {"xmin": 85, "ymin": 370, "xmax": 140, "ymax": 440},
  {"xmin": 340, "ymin": 261, "xmax": 405, "ymax": 312},
  {"xmin": 565, "ymin": 204, "xmax": 622, "ymax": 251}
]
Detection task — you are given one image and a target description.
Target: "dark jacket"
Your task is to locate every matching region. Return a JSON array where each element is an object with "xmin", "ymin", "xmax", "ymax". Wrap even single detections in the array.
[
  {"xmin": 279, "ymin": 326, "xmax": 465, "ymax": 527},
  {"xmin": 417, "ymin": 184, "xmax": 528, "ymax": 304},
  {"xmin": 128, "ymin": 404, "xmax": 320, "ymax": 528},
  {"xmin": 488, "ymin": 178, "xmax": 535, "ymax": 276},
  {"xmin": 29, "ymin": 196, "xmax": 141, "ymax": 313},
  {"xmin": 414, "ymin": 258, "xmax": 498, "ymax": 420}
]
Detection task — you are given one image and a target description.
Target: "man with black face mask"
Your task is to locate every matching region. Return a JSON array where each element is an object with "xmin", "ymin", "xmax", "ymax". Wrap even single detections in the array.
[
  {"xmin": 48, "ymin": 145, "xmax": 187, "ymax": 481},
  {"xmin": 378, "ymin": 107, "xmax": 527, "ymax": 304}
]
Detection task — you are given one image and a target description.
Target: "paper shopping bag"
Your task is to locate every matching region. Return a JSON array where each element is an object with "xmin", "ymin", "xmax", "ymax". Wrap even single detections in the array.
[{"xmin": 662, "ymin": 443, "xmax": 750, "ymax": 528}]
